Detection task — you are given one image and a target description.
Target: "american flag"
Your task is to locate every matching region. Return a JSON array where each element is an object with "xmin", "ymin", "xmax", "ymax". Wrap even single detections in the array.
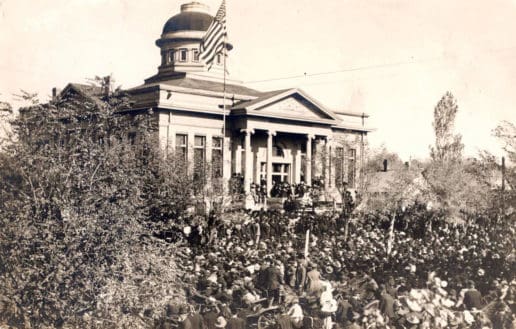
[{"xmin": 199, "ymin": 0, "xmax": 226, "ymax": 70}]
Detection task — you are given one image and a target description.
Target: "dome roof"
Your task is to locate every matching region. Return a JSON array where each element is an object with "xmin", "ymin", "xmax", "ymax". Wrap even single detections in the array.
[{"xmin": 162, "ymin": 2, "xmax": 213, "ymax": 34}]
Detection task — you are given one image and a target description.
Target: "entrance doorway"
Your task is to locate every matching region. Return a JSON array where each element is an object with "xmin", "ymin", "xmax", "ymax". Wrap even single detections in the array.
[
  {"xmin": 260, "ymin": 162, "xmax": 292, "ymax": 184},
  {"xmin": 272, "ymin": 163, "xmax": 290, "ymax": 184}
]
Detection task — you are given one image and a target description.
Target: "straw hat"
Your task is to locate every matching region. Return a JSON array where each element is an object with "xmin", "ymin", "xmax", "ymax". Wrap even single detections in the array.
[
  {"xmin": 215, "ymin": 316, "xmax": 227, "ymax": 328},
  {"xmin": 423, "ymin": 303, "xmax": 436, "ymax": 317},
  {"xmin": 321, "ymin": 298, "xmax": 338, "ymax": 313},
  {"xmin": 463, "ymin": 310, "xmax": 475, "ymax": 325},
  {"xmin": 406, "ymin": 312, "xmax": 420, "ymax": 324},
  {"xmin": 406, "ymin": 298, "xmax": 423, "ymax": 313},
  {"xmin": 449, "ymin": 315, "xmax": 461, "ymax": 327}
]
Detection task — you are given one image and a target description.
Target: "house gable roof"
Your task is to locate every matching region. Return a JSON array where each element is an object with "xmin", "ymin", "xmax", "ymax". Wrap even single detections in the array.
[
  {"xmin": 60, "ymin": 83, "xmax": 105, "ymax": 107},
  {"xmin": 231, "ymin": 88, "xmax": 340, "ymax": 123}
]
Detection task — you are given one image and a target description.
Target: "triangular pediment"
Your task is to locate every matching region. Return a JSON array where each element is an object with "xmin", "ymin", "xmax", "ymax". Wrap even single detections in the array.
[{"xmin": 237, "ymin": 89, "xmax": 338, "ymax": 122}]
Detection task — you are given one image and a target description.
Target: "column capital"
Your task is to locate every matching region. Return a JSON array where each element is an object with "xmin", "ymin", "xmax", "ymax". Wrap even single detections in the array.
[
  {"xmin": 307, "ymin": 133, "xmax": 315, "ymax": 140},
  {"xmin": 267, "ymin": 130, "xmax": 277, "ymax": 137},
  {"xmin": 240, "ymin": 128, "xmax": 255, "ymax": 135}
]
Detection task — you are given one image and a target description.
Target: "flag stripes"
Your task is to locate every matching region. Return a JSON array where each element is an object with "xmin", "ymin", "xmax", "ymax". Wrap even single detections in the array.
[{"xmin": 199, "ymin": 0, "xmax": 226, "ymax": 69}]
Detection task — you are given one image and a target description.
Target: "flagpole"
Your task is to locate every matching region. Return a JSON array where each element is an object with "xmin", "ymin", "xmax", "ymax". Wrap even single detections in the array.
[
  {"xmin": 222, "ymin": 6, "xmax": 228, "ymax": 204},
  {"xmin": 223, "ymin": 33, "xmax": 227, "ymax": 146}
]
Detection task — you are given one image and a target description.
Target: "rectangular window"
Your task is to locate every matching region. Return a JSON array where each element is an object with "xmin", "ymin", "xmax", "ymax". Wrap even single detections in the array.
[
  {"xmin": 335, "ymin": 147, "xmax": 344, "ymax": 187},
  {"xmin": 168, "ymin": 50, "xmax": 175, "ymax": 63},
  {"xmin": 175, "ymin": 133, "xmax": 188, "ymax": 164},
  {"xmin": 179, "ymin": 48, "xmax": 188, "ymax": 62},
  {"xmin": 192, "ymin": 49, "xmax": 200, "ymax": 62},
  {"xmin": 212, "ymin": 136, "xmax": 223, "ymax": 179},
  {"xmin": 194, "ymin": 135, "xmax": 206, "ymax": 187},
  {"xmin": 216, "ymin": 54, "xmax": 222, "ymax": 65},
  {"xmin": 347, "ymin": 148, "xmax": 356, "ymax": 188}
]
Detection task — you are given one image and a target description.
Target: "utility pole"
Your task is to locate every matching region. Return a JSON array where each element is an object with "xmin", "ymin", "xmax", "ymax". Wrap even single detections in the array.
[
  {"xmin": 501, "ymin": 156, "xmax": 506, "ymax": 191},
  {"xmin": 501, "ymin": 156, "xmax": 506, "ymax": 220}
]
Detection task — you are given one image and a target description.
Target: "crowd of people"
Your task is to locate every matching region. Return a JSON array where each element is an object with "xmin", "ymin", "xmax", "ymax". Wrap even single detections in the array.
[{"xmin": 158, "ymin": 206, "xmax": 515, "ymax": 329}]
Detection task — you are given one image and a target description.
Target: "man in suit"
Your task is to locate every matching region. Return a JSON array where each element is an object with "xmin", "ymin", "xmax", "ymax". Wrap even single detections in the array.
[
  {"xmin": 225, "ymin": 306, "xmax": 246, "ymax": 329},
  {"xmin": 379, "ymin": 289, "xmax": 396, "ymax": 323},
  {"xmin": 457, "ymin": 280, "xmax": 483, "ymax": 310},
  {"xmin": 202, "ymin": 305, "xmax": 218, "ymax": 329},
  {"xmin": 336, "ymin": 293, "xmax": 353, "ymax": 328},
  {"xmin": 295, "ymin": 258, "xmax": 307, "ymax": 294},
  {"xmin": 187, "ymin": 310, "xmax": 204, "ymax": 329},
  {"xmin": 264, "ymin": 261, "xmax": 284, "ymax": 306}
]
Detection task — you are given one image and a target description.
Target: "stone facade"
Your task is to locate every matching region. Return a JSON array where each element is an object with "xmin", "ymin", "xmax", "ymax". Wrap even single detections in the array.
[{"xmin": 127, "ymin": 2, "xmax": 372, "ymax": 203}]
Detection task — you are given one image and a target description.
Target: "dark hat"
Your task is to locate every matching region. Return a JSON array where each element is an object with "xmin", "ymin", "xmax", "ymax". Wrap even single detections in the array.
[{"xmin": 166, "ymin": 303, "xmax": 180, "ymax": 316}]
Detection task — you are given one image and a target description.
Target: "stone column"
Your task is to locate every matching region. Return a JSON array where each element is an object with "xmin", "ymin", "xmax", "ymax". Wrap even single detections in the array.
[
  {"xmin": 325, "ymin": 136, "xmax": 331, "ymax": 189},
  {"xmin": 266, "ymin": 130, "xmax": 276, "ymax": 197},
  {"xmin": 241, "ymin": 128, "xmax": 254, "ymax": 194},
  {"xmin": 306, "ymin": 134, "xmax": 314, "ymax": 185},
  {"xmin": 222, "ymin": 133, "xmax": 231, "ymax": 181},
  {"xmin": 235, "ymin": 141, "xmax": 242, "ymax": 174}
]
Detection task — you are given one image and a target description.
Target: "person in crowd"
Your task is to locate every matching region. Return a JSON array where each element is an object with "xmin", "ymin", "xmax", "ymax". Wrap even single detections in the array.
[
  {"xmin": 457, "ymin": 280, "xmax": 483, "ymax": 310},
  {"xmin": 306, "ymin": 263, "xmax": 323, "ymax": 297},
  {"xmin": 264, "ymin": 260, "xmax": 284, "ymax": 306},
  {"xmin": 287, "ymin": 296, "xmax": 304, "ymax": 328},
  {"xmin": 202, "ymin": 305, "xmax": 218, "ymax": 329},
  {"xmin": 295, "ymin": 257, "xmax": 307, "ymax": 295},
  {"xmin": 225, "ymin": 305, "xmax": 246, "ymax": 329}
]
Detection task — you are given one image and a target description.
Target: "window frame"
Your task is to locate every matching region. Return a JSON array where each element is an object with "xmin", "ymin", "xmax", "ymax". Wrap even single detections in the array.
[
  {"xmin": 178, "ymin": 48, "xmax": 188, "ymax": 62},
  {"xmin": 347, "ymin": 148, "xmax": 357, "ymax": 188},
  {"xmin": 168, "ymin": 50, "xmax": 175, "ymax": 64},
  {"xmin": 175, "ymin": 133, "xmax": 188, "ymax": 164},
  {"xmin": 192, "ymin": 48, "xmax": 200, "ymax": 62},
  {"xmin": 212, "ymin": 136, "xmax": 223, "ymax": 179},
  {"xmin": 193, "ymin": 135, "xmax": 207, "ymax": 186}
]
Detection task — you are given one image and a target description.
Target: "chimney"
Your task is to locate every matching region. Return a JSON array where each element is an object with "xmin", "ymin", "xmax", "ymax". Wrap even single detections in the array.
[
  {"xmin": 405, "ymin": 162, "xmax": 409, "ymax": 169},
  {"xmin": 52, "ymin": 87, "xmax": 57, "ymax": 101},
  {"xmin": 383, "ymin": 159, "xmax": 388, "ymax": 172},
  {"xmin": 103, "ymin": 76, "xmax": 111, "ymax": 97}
]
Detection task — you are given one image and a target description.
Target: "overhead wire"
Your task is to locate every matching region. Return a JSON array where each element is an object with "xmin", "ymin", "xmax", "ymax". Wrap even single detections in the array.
[{"xmin": 244, "ymin": 45, "xmax": 516, "ymax": 85}]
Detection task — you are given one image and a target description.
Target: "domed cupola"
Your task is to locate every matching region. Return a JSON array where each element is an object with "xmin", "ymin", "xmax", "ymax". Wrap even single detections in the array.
[
  {"xmin": 161, "ymin": 2, "xmax": 213, "ymax": 34},
  {"xmin": 154, "ymin": 2, "xmax": 233, "ymax": 78}
]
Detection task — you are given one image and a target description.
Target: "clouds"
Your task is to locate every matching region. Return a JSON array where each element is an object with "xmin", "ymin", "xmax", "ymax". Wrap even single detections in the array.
[{"xmin": 1, "ymin": 0, "xmax": 514, "ymax": 159}]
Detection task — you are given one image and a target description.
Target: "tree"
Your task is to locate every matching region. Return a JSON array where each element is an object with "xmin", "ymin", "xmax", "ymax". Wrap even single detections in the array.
[
  {"xmin": 476, "ymin": 121, "xmax": 516, "ymax": 219},
  {"xmin": 493, "ymin": 121, "xmax": 516, "ymax": 190},
  {"xmin": 426, "ymin": 92, "xmax": 490, "ymax": 222},
  {"xmin": 430, "ymin": 92, "xmax": 464, "ymax": 163},
  {"xmin": 0, "ymin": 96, "xmax": 13, "ymax": 149},
  {"xmin": 0, "ymin": 82, "xmax": 188, "ymax": 328},
  {"xmin": 364, "ymin": 145, "xmax": 405, "ymax": 173}
]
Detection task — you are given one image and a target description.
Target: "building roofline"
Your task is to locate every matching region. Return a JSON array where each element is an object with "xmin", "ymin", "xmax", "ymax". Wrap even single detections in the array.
[
  {"xmin": 334, "ymin": 110, "xmax": 370, "ymax": 118},
  {"xmin": 129, "ymin": 82, "xmax": 258, "ymax": 101},
  {"xmin": 331, "ymin": 124, "xmax": 375, "ymax": 133},
  {"xmin": 231, "ymin": 110, "xmax": 336, "ymax": 126}
]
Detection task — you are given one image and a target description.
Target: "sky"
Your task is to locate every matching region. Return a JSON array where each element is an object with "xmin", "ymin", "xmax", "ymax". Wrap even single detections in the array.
[{"xmin": 1, "ymin": 0, "xmax": 515, "ymax": 160}]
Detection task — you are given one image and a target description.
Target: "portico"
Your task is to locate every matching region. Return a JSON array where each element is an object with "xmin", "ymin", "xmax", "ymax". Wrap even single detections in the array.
[{"xmin": 232, "ymin": 108, "xmax": 335, "ymax": 197}]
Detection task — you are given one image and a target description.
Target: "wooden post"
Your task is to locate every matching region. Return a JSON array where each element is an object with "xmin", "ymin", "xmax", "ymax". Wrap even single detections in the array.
[
  {"xmin": 387, "ymin": 212, "xmax": 396, "ymax": 256},
  {"xmin": 304, "ymin": 230, "xmax": 310, "ymax": 260}
]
